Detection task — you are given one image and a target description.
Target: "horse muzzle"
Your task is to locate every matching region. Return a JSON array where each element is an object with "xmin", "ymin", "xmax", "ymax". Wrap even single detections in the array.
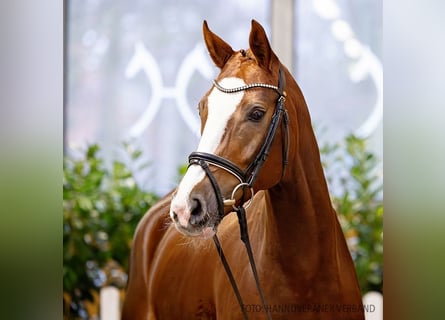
[
  {"xmin": 170, "ymin": 181, "xmax": 222, "ymax": 238},
  {"xmin": 170, "ymin": 155, "xmax": 253, "ymax": 238}
]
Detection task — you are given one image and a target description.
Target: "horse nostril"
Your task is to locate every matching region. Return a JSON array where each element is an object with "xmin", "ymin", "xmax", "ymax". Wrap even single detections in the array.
[
  {"xmin": 172, "ymin": 211, "xmax": 179, "ymax": 222},
  {"xmin": 189, "ymin": 197, "xmax": 206, "ymax": 226},
  {"xmin": 190, "ymin": 198, "xmax": 203, "ymax": 217}
]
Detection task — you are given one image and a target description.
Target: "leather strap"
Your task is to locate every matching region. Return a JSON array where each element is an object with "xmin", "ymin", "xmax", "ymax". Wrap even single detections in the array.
[
  {"xmin": 187, "ymin": 67, "xmax": 288, "ymax": 320},
  {"xmin": 213, "ymin": 235, "xmax": 249, "ymax": 320}
]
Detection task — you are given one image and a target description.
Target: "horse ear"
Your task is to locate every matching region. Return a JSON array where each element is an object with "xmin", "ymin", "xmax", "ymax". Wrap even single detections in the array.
[
  {"xmin": 249, "ymin": 20, "xmax": 278, "ymax": 71},
  {"xmin": 203, "ymin": 20, "xmax": 235, "ymax": 69}
]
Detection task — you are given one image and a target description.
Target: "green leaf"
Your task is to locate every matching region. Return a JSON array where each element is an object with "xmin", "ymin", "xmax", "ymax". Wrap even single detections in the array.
[
  {"xmin": 63, "ymin": 143, "xmax": 159, "ymax": 318},
  {"xmin": 317, "ymin": 131, "xmax": 383, "ymax": 294}
]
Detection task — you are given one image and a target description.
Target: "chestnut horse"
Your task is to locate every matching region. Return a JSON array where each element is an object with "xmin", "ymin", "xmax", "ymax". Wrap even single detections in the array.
[{"xmin": 122, "ymin": 20, "xmax": 364, "ymax": 320}]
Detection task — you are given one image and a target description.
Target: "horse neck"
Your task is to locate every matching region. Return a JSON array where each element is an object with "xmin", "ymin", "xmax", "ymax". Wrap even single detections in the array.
[{"xmin": 262, "ymin": 82, "xmax": 340, "ymax": 276}]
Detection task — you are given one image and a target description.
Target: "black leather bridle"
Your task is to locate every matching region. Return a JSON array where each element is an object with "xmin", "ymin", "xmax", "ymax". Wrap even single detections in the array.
[{"xmin": 188, "ymin": 68, "xmax": 289, "ymax": 320}]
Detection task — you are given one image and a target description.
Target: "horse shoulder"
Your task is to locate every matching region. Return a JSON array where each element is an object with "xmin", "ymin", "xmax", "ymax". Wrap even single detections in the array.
[{"xmin": 122, "ymin": 191, "xmax": 173, "ymax": 320}]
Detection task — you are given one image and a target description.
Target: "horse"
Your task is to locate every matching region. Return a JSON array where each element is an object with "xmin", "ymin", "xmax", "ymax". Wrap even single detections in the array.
[{"xmin": 122, "ymin": 20, "xmax": 364, "ymax": 320}]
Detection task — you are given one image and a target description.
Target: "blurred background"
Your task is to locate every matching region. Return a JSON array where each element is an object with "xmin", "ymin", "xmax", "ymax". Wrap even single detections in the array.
[
  {"xmin": 63, "ymin": 0, "xmax": 382, "ymax": 319},
  {"xmin": 65, "ymin": 0, "xmax": 382, "ymax": 196}
]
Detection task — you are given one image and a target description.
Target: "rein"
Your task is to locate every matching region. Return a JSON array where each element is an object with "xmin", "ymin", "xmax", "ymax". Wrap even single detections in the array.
[{"xmin": 188, "ymin": 68, "xmax": 289, "ymax": 320}]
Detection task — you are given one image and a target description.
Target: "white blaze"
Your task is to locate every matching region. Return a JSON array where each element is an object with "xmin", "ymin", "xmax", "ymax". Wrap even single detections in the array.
[{"xmin": 170, "ymin": 78, "xmax": 246, "ymax": 223}]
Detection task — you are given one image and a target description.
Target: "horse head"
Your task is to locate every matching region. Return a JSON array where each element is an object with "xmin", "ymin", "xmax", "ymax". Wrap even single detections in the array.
[{"xmin": 170, "ymin": 20, "xmax": 291, "ymax": 238}]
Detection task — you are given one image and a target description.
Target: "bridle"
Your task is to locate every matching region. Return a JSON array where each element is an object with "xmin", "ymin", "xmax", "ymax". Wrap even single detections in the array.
[
  {"xmin": 190, "ymin": 68, "xmax": 289, "ymax": 200},
  {"xmin": 188, "ymin": 67, "xmax": 289, "ymax": 320}
]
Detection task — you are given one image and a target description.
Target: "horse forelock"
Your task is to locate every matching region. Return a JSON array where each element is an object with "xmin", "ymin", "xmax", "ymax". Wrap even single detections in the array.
[{"xmin": 217, "ymin": 50, "xmax": 279, "ymax": 85}]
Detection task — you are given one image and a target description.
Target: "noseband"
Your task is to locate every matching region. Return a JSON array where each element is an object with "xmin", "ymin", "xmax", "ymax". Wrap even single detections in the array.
[{"xmin": 188, "ymin": 68, "xmax": 289, "ymax": 320}]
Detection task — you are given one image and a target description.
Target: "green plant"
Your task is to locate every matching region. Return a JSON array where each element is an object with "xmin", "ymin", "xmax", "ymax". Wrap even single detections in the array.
[
  {"xmin": 63, "ymin": 144, "xmax": 158, "ymax": 319},
  {"xmin": 320, "ymin": 134, "xmax": 383, "ymax": 293}
]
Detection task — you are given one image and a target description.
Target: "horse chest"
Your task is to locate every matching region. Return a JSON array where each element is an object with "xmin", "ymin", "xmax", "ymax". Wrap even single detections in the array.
[
  {"xmin": 146, "ymin": 228, "xmax": 217, "ymax": 318},
  {"xmin": 146, "ymin": 222, "xmax": 295, "ymax": 319}
]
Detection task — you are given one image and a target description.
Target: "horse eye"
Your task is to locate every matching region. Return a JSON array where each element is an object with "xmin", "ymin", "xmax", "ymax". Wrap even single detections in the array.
[{"xmin": 248, "ymin": 109, "xmax": 265, "ymax": 122}]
